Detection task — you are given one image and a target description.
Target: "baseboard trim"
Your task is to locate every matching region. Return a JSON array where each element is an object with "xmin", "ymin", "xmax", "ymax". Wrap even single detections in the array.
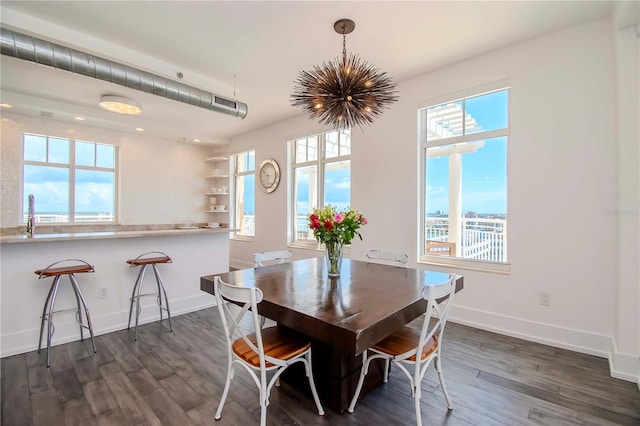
[
  {"xmin": 0, "ymin": 293, "xmax": 216, "ymax": 358},
  {"xmin": 450, "ymin": 304, "xmax": 638, "ymax": 383}
]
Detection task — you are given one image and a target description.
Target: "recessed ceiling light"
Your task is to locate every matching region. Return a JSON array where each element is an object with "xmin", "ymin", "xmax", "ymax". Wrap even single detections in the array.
[
  {"xmin": 99, "ymin": 95, "xmax": 142, "ymax": 115},
  {"xmin": 193, "ymin": 139, "xmax": 201, "ymax": 143},
  {"xmin": 74, "ymin": 116, "xmax": 85, "ymax": 121},
  {"xmin": 135, "ymin": 128, "xmax": 144, "ymax": 132},
  {"xmin": 0, "ymin": 103, "xmax": 12, "ymax": 108}
]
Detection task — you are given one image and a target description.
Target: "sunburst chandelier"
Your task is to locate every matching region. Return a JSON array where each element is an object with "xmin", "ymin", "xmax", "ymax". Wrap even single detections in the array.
[{"xmin": 291, "ymin": 18, "xmax": 398, "ymax": 129}]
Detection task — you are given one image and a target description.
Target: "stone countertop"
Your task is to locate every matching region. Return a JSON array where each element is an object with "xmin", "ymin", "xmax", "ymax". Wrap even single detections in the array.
[{"xmin": 0, "ymin": 226, "xmax": 237, "ymax": 244}]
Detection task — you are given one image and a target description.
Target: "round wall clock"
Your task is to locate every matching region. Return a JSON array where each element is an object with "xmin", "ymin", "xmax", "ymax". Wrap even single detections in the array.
[{"xmin": 258, "ymin": 158, "xmax": 280, "ymax": 193}]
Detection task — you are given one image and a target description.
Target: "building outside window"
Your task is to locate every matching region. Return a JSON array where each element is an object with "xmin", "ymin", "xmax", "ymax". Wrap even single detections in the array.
[
  {"xmin": 22, "ymin": 133, "xmax": 117, "ymax": 223},
  {"xmin": 231, "ymin": 150, "xmax": 255, "ymax": 237},
  {"xmin": 290, "ymin": 129, "xmax": 351, "ymax": 243},
  {"xmin": 420, "ymin": 85, "xmax": 509, "ymax": 268}
]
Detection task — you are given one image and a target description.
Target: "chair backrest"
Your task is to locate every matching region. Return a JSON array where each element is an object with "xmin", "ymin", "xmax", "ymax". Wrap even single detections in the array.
[
  {"xmin": 366, "ymin": 250, "xmax": 408, "ymax": 267},
  {"xmin": 415, "ymin": 275, "xmax": 456, "ymax": 359},
  {"xmin": 254, "ymin": 250, "xmax": 292, "ymax": 267},
  {"xmin": 214, "ymin": 276, "xmax": 273, "ymax": 368}
]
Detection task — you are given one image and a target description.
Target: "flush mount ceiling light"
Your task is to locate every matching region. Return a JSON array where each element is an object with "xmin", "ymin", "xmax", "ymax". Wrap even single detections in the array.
[
  {"xmin": 99, "ymin": 95, "xmax": 142, "ymax": 115},
  {"xmin": 291, "ymin": 18, "xmax": 398, "ymax": 129}
]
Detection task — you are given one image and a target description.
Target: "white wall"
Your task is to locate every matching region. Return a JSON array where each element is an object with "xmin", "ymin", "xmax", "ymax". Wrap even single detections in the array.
[
  {"xmin": 0, "ymin": 112, "xmax": 219, "ymax": 228},
  {"xmin": 230, "ymin": 18, "xmax": 639, "ymax": 382},
  {"xmin": 612, "ymin": 3, "xmax": 640, "ymax": 383}
]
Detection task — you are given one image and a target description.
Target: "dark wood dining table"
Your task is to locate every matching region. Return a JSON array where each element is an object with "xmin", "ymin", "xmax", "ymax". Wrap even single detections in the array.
[{"xmin": 200, "ymin": 257, "xmax": 463, "ymax": 413}]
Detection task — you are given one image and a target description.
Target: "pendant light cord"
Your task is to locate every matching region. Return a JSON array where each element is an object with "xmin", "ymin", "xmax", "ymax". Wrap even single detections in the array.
[{"xmin": 342, "ymin": 31, "xmax": 347, "ymax": 64}]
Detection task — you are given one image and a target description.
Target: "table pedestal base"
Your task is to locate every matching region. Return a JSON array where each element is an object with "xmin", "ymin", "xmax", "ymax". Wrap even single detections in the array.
[{"xmin": 282, "ymin": 338, "xmax": 387, "ymax": 414}]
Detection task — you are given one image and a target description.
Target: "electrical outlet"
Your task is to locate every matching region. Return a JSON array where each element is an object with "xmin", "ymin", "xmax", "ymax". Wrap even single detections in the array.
[
  {"xmin": 539, "ymin": 292, "xmax": 551, "ymax": 306},
  {"xmin": 98, "ymin": 287, "xmax": 108, "ymax": 299}
]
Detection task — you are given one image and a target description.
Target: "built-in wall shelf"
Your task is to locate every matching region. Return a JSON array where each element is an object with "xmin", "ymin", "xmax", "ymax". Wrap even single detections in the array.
[{"xmin": 205, "ymin": 155, "xmax": 230, "ymax": 222}]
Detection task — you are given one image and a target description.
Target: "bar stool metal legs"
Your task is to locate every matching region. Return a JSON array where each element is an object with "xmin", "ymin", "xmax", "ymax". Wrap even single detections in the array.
[
  {"xmin": 127, "ymin": 251, "xmax": 173, "ymax": 341},
  {"xmin": 35, "ymin": 259, "xmax": 97, "ymax": 367}
]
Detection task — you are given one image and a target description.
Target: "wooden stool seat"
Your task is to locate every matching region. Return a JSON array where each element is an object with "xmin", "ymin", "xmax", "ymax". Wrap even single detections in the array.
[
  {"xmin": 126, "ymin": 256, "xmax": 171, "ymax": 266},
  {"xmin": 127, "ymin": 251, "xmax": 173, "ymax": 341},
  {"xmin": 35, "ymin": 259, "xmax": 96, "ymax": 367},
  {"xmin": 35, "ymin": 264, "xmax": 94, "ymax": 277}
]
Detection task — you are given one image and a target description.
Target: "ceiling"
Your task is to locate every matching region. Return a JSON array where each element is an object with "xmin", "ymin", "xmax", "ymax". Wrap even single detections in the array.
[{"xmin": 0, "ymin": 1, "xmax": 614, "ymax": 145}]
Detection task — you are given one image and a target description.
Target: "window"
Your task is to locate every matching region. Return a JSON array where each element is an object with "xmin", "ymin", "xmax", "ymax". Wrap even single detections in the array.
[
  {"xmin": 231, "ymin": 150, "xmax": 255, "ymax": 237},
  {"xmin": 420, "ymin": 86, "xmax": 509, "ymax": 268},
  {"xmin": 290, "ymin": 129, "xmax": 351, "ymax": 243},
  {"xmin": 23, "ymin": 133, "xmax": 117, "ymax": 223}
]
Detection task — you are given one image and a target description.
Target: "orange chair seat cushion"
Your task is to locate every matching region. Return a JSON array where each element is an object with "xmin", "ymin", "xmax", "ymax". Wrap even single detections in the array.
[
  {"xmin": 127, "ymin": 256, "xmax": 171, "ymax": 266},
  {"xmin": 34, "ymin": 264, "xmax": 94, "ymax": 277},
  {"xmin": 372, "ymin": 326, "xmax": 438, "ymax": 361},
  {"xmin": 232, "ymin": 326, "xmax": 311, "ymax": 368}
]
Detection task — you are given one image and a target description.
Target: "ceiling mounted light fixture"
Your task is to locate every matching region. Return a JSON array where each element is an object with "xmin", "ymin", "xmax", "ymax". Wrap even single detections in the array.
[
  {"xmin": 291, "ymin": 18, "xmax": 398, "ymax": 129},
  {"xmin": 99, "ymin": 95, "xmax": 142, "ymax": 115}
]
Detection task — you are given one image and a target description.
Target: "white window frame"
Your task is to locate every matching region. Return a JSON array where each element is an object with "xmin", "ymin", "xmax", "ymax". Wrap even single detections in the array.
[
  {"xmin": 230, "ymin": 149, "xmax": 255, "ymax": 240},
  {"xmin": 288, "ymin": 129, "xmax": 351, "ymax": 249},
  {"xmin": 22, "ymin": 133, "xmax": 118, "ymax": 224},
  {"xmin": 418, "ymin": 80, "xmax": 511, "ymax": 273}
]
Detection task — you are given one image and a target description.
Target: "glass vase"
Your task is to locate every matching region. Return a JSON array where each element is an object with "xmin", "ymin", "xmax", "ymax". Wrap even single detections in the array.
[{"xmin": 325, "ymin": 240, "xmax": 344, "ymax": 278}]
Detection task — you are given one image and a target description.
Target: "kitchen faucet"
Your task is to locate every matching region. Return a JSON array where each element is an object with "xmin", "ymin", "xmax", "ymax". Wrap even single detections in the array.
[{"xmin": 26, "ymin": 194, "xmax": 35, "ymax": 237}]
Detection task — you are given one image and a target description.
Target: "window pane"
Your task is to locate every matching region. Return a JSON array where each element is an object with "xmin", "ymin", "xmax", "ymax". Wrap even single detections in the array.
[
  {"xmin": 465, "ymin": 89, "xmax": 508, "ymax": 135},
  {"xmin": 426, "ymin": 101, "xmax": 463, "ymax": 141},
  {"xmin": 75, "ymin": 169, "xmax": 115, "ymax": 222},
  {"xmin": 425, "ymin": 137, "xmax": 507, "ymax": 262},
  {"xmin": 235, "ymin": 174, "xmax": 255, "ymax": 236},
  {"xmin": 339, "ymin": 129, "xmax": 351, "ymax": 156},
  {"xmin": 49, "ymin": 138, "xmax": 70, "ymax": 164},
  {"xmin": 23, "ymin": 165, "xmax": 70, "ymax": 223},
  {"xmin": 325, "ymin": 131, "xmax": 339, "ymax": 158},
  {"xmin": 24, "ymin": 134, "xmax": 47, "ymax": 162},
  {"xmin": 96, "ymin": 144, "xmax": 115, "ymax": 168},
  {"xmin": 307, "ymin": 136, "xmax": 318, "ymax": 161},
  {"xmin": 295, "ymin": 139, "xmax": 307, "ymax": 163},
  {"xmin": 294, "ymin": 165, "xmax": 317, "ymax": 240},
  {"xmin": 76, "ymin": 141, "xmax": 95, "ymax": 166},
  {"xmin": 236, "ymin": 150, "xmax": 254, "ymax": 173},
  {"xmin": 295, "ymin": 137, "xmax": 318, "ymax": 163},
  {"xmin": 324, "ymin": 160, "xmax": 350, "ymax": 211}
]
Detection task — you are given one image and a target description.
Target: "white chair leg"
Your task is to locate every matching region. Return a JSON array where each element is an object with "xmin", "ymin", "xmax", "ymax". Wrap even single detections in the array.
[
  {"xmin": 260, "ymin": 402, "xmax": 267, "ymax": 426},
  {"xmin": 347, "ymin": 351, "xmax": 369, "ymax": 413},
  {"xmin": 258, "ymin": 375, "xmax": 269, "ymax": 426},
  {"xmin": 414, "ymin": 384, "xmax": 423, "ymax": 426},
  {"xmin": 304, "ymin": 351, "xmax": 325, "ymax": 415},
  {"xmin": 435, "ymin": 356, "xmax": 453, "ymax": 410},
  {"xmin": 215, "ymin": 363, "xmax": 233, "ymax": 420}
]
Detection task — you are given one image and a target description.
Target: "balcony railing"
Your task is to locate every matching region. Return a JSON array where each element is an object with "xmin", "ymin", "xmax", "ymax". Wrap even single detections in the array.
[
  {"xmin": 426, "ymin": 217, "xmax": 507, "ymax": 262},
  {"xmin": 25, "ymin": 213, "xmax": 115, "ymax": 223}
]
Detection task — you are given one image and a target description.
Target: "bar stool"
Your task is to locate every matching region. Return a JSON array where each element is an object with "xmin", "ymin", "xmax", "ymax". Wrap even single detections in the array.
[
  {"xmin": 126, "ymin": 251, "xmax": 173, "ymax": 341},
  {"xmin": 35, "ymin": 259, "xmax": 97, "ymax": 367}
]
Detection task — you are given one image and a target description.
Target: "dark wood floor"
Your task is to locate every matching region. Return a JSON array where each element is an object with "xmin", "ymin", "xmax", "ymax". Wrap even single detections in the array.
[{"xmin": 2, "ymin": 307, "xmax": 639, "ymax": 426}]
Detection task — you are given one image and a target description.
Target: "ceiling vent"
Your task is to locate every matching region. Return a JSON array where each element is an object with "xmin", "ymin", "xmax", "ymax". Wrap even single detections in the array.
[{"xmin": 0, "ymin": 27, "xmax": 248, "ymax": 119}]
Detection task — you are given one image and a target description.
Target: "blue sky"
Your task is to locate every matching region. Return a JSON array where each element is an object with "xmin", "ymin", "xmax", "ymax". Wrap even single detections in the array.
[{"xmin": 426, "ymin": 90, "xmax": 508, "ymax": 215}]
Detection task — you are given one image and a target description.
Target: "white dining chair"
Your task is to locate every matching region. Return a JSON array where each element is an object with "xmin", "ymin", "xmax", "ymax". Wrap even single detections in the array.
[
  {"xmin": 347, "ymin": 274, "xmax": 456, "ymax": 426},
  {"xmin": 366, "ymin": 249, "xmax": 409, "ymax": 267},
  {"xmin": 213, "ymin": 276, "xmax": 324, "ymax": 426},
  {"xmin": 254, "ymin": 249, "xmax": 292, "ymax": 267}
]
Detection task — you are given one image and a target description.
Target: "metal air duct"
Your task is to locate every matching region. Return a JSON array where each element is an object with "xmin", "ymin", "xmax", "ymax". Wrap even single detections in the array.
[{"xmin": 0, "ymin": 27, "xmax": 248, "ymax": 119}]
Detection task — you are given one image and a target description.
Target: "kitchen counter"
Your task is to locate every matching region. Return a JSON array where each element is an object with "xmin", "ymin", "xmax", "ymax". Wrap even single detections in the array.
[
  {"xmin": 1, "ymin": 225, "xmax": 232, "ymax": 357},
  {"xmin": 0, "ymin": 226, "xmax": 236, "ymax": 244}
]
